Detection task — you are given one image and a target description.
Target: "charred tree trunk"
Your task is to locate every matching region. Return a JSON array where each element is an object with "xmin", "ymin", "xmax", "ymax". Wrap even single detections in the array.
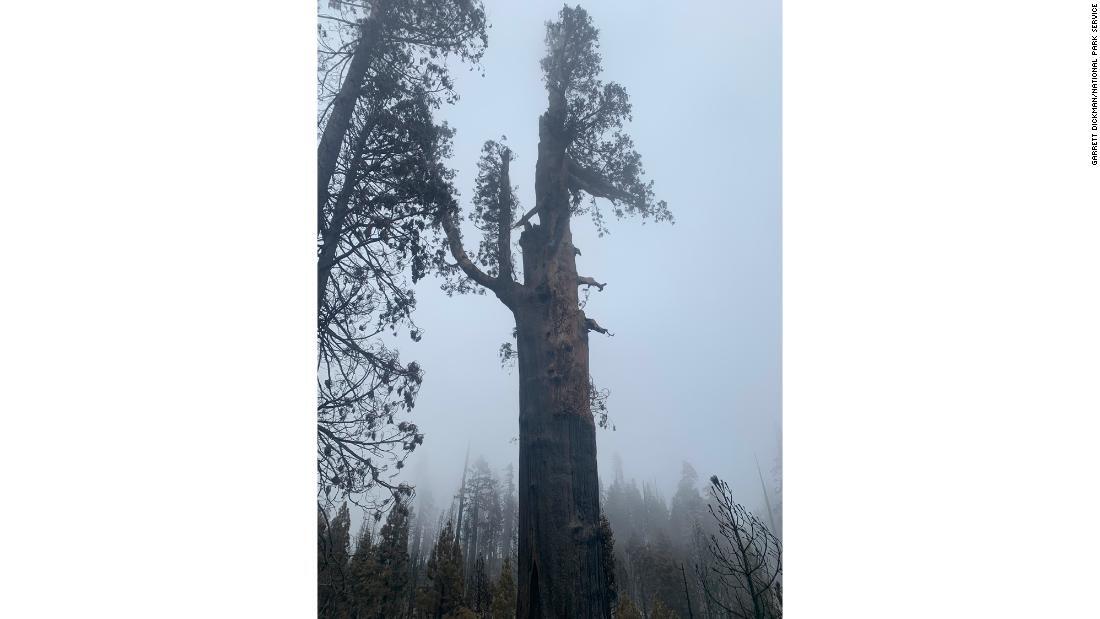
[{"xmin": 513, "ymin": 107, "xmax": 608, "ymax": 618}]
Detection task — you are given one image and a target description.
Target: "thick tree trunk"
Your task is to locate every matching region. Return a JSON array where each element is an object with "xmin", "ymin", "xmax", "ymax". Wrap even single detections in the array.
[
  {"xmin": 440, "ymin": 76, "xmax": 614, "ymax": 617},
  {"xmin": 514, "ymin": 109, "xmax": 609, "ymax": 618},
  {"xmin": 316, "ymin": 7, "xmax": 386, "ymax": 316}
]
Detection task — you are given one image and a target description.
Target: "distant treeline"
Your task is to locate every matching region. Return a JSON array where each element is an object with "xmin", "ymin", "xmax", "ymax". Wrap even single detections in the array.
[{"xmin": 318, "ymin": 457, "xmax": 782, "ymax": 618}]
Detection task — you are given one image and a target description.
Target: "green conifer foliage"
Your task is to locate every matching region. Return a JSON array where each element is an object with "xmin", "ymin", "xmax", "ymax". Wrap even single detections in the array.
[
  {"xmin": 469, "ymin": 555, "xmax": 492, "ymax": 613},
  {"xmin": 318, "ymin": 503, "xmax": 353, "ymax": 618},
  {"xmin": 490, "ymin": 558, "xmax": 517, "ymax": 619},
  {"xmin": 416, "ymin": 521, "xmax": 466, "ymax": 618},
  {"xmin": 357, "ymin": 503, "xmax": 411, "ymax": 618}
]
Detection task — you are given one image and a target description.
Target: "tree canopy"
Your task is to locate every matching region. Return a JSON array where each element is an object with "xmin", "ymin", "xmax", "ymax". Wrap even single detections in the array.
[{"xmin": 316, "ymin": 0, "xmax": 488, "ymax": 512}]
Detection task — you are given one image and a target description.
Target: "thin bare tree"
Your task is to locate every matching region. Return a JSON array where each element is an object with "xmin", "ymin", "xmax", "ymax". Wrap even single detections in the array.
[{"xmin": 701, "ymin": 476, "xmax": 782, "ymax": 619}]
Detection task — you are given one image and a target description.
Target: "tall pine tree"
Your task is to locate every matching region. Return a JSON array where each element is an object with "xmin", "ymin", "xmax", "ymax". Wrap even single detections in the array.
[
  {"xmin": 318, "ymin": 503, "xmax": 353, "ymax": 618},
  {"xmin": 358, "ymin": 503, "xmax": 412, "ymax": 618},
  {"xmin": 490, "ymin": 558, "xmax": 517, "ymax": 619},
  {"xmin": 416, "ymin": 521, "xmax": 468, "ymax": 618}
]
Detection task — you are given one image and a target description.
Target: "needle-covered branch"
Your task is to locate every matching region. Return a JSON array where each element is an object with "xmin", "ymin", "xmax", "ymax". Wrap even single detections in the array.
[
  {"xmin": 318, "ymin": 13, "xmax": 382, "ymax": 214},
  {"xmin": 316, "ymin": 0, "xmax": 488, "ymax": 513},
  {"xmin": 435, "ymin": 139, "xmax": 522, "ymax": 302},
  {"xmin": 439, "ymin": 201, "xmax": 499, "ymax": 292},
  {"xmin": 494, "ymin": 147, "xmax": 515, "ymax": 284},
  {"xmin": 536, "ymin": 6, "xmax": 673, "ymax": 238}
]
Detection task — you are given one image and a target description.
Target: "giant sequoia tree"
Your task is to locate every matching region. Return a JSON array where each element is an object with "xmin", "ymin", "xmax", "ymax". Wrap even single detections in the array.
[
  {"xmin": 438, "ymin": 6, "xmax": 670, "ymax": 616},
  {"xmin": 316, "ymin": 0, "xmax": 486, "ymax": 512}
]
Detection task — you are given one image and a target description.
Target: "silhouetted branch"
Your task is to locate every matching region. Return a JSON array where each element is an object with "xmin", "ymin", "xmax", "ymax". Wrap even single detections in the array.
[
  {"xmin": 441, "ymin": 203, "xmax": 500, "ymax": 292},
  {"xmin": 512, "ymin": 203, "xmax": 542, "ymax": 230},
  {"xmin": 567, "ymin": 159, "xmax": 635, "ymax": 204},
  {"xmin": 584, "ymin": 317, "xmax": 613, "ymax": 336},
  {"xmin": 494, "ymin": 148, "xmax": 515, "ymax": 285},
  {"xmin": 577, "ymin": 276, "xmax": 606, "ymax": 291},
  {"xmin": 704, "ymin": 476, "xmax": 783, "ymax": 618}
]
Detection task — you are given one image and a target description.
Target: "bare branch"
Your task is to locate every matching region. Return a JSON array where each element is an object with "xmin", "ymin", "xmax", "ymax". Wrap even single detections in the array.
[
  {"xmin": 495, "ymin": 148, "xmax": 515, "ymax": 284},
  {"xmin": 704, "ymin": 476, "xmax": 783, "ymax": 618},
  {"xmin": 577, "ymin": 276, "xmax": 606, "ymax": 291},
  {"xmin": 584, "ymin": 317, "xmax": 613, "ymax": 336},
  {"xmin": 512, "ymin": 202, "xmax": 542, "ymax": 230},
  {"xmin": 566, "ymin": 158, "xmax": 635, "ymax": 204}
]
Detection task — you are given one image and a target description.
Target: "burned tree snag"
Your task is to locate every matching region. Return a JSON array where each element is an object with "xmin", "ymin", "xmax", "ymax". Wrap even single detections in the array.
[{"xmin": 436, "ymin": 6, "xmax": 671, "ymax": 617}]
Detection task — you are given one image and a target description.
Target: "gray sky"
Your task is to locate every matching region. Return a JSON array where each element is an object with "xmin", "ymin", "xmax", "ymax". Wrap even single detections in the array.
[{"xmin": 385, "ymin": 0, "xmax": 780, "ymax": 520}]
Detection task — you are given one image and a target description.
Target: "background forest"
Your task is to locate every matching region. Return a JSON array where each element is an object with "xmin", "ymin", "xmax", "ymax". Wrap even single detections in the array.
[{"xmin": 319, "ymin": 455, "xmax": 782, "ymax": 618}]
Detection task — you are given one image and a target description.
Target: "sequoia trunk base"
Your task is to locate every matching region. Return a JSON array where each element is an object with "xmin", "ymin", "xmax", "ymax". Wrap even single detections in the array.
[{"xmin": 514, "ymin": 224, "xmax": 608, "ymax": 618}]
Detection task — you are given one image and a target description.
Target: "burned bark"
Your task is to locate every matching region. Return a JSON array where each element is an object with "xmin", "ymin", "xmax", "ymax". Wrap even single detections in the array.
[
  {"xmin": 507, "ymin": 73, "xmax": 611, "ymax": 613},
  {"xmin": 513, "ymin": 223, "xmax": 607, "ymax": 618},
  {"xmin": 440, "ymin": 133, "xmax": 609, "ymax": 617}
]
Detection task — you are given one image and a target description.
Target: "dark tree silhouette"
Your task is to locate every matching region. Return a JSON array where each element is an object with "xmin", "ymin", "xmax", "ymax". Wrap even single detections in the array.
[
  {"xmin": 316, "ymin": 0, "xmax": 487, "ymax": 513},
  {"xmin": 598, "ymin": 512, "xmax": 618, "ymax": 608},
  {"xmin": 437, "ymin": 6, "xmax": 670, "ymax": 615},
  {"xmin": 469, "ymin": 555, "xmax": 492, "ymax": 614},
  {"xmin": 491, "ymin": 558, "xmax": 517, "ymax": 619},
  {"xmin": 318, "ymin": 0, "xmax": 487, "ymax": 213},
  {"xmin": 318, "ymin": 503, "xmax": 354, "ymax": 618},
  {"xmin": 457, "ymin": 457, "xmax": 503, "ymax": 586},
  {"xmin": 671, "ymin": 463, "xmax": 707, "ymax": 547},
  {"xmin": 361, "ymin": 502, "xmax": 413, "ymax": 617},
  {"xmin": 348, "ymin": 522, "xmax": 376, "ymax": 616},
  {"xmin": 702, "ymin": 477, "xmax": 783, "ymax": 619},
  {"xmin": 416, "ymin": 520, "xmax": 469, "ymax": 618}
]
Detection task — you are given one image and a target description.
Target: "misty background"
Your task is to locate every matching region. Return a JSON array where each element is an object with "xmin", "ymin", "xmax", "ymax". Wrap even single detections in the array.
[{"xmin": 360, "ymin": 0, "xmax": 780, "ymax": 532}]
